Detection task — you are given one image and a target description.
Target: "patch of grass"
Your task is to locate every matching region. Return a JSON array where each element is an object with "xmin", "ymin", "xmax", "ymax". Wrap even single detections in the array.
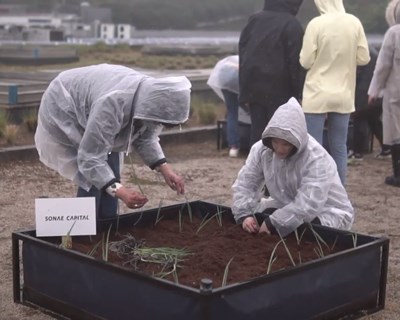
[
  {"xmin": 0, "ymin": 110, "xmax": 9, "ymax": 137},
  {"xmin": 2, "ymin": 124, "xmax": 19, "ymax": 144},
  {"xmin": 23, "ymin": 110, "xmax": 38, "ymax": 133}
]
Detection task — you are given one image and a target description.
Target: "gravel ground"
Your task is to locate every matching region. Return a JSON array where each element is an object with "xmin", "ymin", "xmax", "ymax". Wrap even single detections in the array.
[{"xmin": 1, "ymin": 140, "xmax": 399, "ymax": 320}]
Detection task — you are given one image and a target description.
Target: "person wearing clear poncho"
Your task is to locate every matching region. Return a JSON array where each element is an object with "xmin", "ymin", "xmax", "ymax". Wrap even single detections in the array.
[
  {"xmin": 231, "ymin": 98, "xmax": 354, "ymax": 237},
  {"xmin": 368, "ymin": 0, "xmax": 400, "ymax": 187},
  {"xmin": 35, "ymin": 64, "xmax": 191, "ymax": 219},
  {"xmin": 207, "ymin": 55, "xmax": 241, "ymax": 157}
]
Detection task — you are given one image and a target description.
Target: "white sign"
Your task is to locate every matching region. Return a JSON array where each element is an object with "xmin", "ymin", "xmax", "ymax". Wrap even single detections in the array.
[{"xmin": 35, "ymin": 197, "xmax": 96, "ymax": 237}]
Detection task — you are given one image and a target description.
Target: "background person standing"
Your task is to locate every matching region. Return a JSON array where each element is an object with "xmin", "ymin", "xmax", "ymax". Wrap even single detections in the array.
[
  {"xmin": 238, "ymin": 0, "xmax": 305, "ymax": 147},
  {"xmin": 348, "ymin": 45, "xmax": 391, "ymax": 161},
  {"xmin": 368, "ymin": 0, "xmax": 400, "ymax": 187},
  {"xmin": 300, "ymin": 0, "xmax": 370, "ymax": 186},
  {"xmin": 207, "ymin": 55, "xmax": 241, "ymax": 157}
]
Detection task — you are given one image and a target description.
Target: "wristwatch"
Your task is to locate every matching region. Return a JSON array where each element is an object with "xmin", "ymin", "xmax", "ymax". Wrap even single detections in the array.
[{"xmin": 106, "ymin": 182, "xmax": 123, "ymax": 197}]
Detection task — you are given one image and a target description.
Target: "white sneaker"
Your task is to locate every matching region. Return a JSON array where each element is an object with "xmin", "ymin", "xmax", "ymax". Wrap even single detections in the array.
[{"xmin": 229, "ymin": 148, "xmax": 239, "ymax": 158}]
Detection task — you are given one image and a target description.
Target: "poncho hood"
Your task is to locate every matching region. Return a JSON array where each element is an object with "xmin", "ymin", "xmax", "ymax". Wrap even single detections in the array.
[
  {"xmin": 314, "ymin": 0, "xmax": 345, "ymax": 14},
  {"xmin": 386, "ymin": 0, "xmax": 400, "ymax": 26},
  {"xmin": 261, "ymin": 97, "xmax": 308, "ymax": 155},
  {"xmin": 133, "ymin": 76, "xmax": 191, "ymax": 125}
]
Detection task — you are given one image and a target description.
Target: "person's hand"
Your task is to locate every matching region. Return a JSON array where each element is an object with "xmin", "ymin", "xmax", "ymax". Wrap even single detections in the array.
[
  {"xmin": 158, "ymin": 163, "xmax": 185, "ymax": 194},
  {"xmin": 242, "ymin": 216, "xmax": 259, "ymax": 234},
  {"xmin": 115, "ymin": 186, "xmax": 148, "ymax": 209},
  {"xmin": 258, "ymin": 222, "xmax": 271, "ymax": 234}
]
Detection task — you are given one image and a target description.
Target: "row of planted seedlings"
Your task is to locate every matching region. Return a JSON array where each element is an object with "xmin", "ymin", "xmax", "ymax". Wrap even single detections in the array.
[{"xmin": 60, "ymin": 193, "xmax": 359, "ymax": 290}]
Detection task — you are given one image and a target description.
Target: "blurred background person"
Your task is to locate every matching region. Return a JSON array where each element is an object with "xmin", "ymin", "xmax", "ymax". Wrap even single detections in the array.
[
  {"xmin": 300, "ymin": 0, "xmax": 370, "ymax": 186},
  {"xmin": 239, "ymin": 0, "xmax": 305, "ymax": 147},
  {"xmin": 368, "ymin": 0, "xmax": 400, "ymax": 187},
  {"xmin": 348, "ymin": 45, "xmax": 391, "ymax": 161},
  {"xmin": 207, "ymin": 55, "xmax": 241, "ymax": 157}
]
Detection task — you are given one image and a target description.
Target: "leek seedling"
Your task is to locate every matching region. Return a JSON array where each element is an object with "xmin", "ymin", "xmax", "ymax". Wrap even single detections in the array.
[
  {"xmin": 308, "ymin": 224, "xmax": 329, "ymax": 257},
  {"xmin": 60, "ymin": 221, "xmax": 76, "ymax": 249},
  {"xmin": 87, "ymin": 239, "xmax": 102, "ymax": 257},
  {"xmin": 102, "ymin": 224, "xmax": 113, "ymax": 261},
  {"xmin": 154, "ymin": 199, "xmax": 164, "ymax": 226},
  {"xmin": 184, "ymin": 194, "xmax": 193, "ymax": 223},
  {"xmin": 222, "ymin": 257, "xmax": 235, "ymax": 287},
  {"xmin": 351, "ymin": 233, "xmax": 358, "ymax": 248},
  {"xmin": 179, "ymin": 209, "xmax": 183, "ymax": 233},
  {"xmin": 330, "ymin": 236, "xmax": 339, "ymax": 251},
  {"xmin": 294, "ymin": 228, "xmax": 306, "ymax": 264},
  {"xmin": 196, "ymin": 212, "xmax": 222, "ymax": 234},
  {"xmin": 215, "ymin": 206, "xmax": 224, "ymax": 227},
  {"xmin": 267, "ymin": 239, "xmax": 284, "ymax": 274},
  {"xmin": 277, "ymin": 232, "xmax": 296, "ymax": 267}
]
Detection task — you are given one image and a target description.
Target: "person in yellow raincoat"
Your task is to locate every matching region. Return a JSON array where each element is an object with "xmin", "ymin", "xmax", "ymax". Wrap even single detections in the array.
[{"xmin": 300, "ymin": 0, "xmax": 370, "ymax": 186}]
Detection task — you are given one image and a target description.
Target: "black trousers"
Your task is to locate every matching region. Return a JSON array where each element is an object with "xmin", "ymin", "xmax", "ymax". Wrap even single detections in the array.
[
  {"xmin": 352, "ymin": 105, "xmax": 389, "ymax": 154},
  {"xmin": 255, "ymin": 208, "xmax": 321, "ymax": 229}
]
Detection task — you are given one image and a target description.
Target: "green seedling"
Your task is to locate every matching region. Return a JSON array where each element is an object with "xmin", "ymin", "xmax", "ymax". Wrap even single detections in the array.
[
  {"xmin": 196, "ymin": 211, "xmax": 223, "ymax": 234},
  {"xmin": 154, "ymin": 199, "xmax": 164, "ymax": 226},
  {"xmin": 87, "ymin": 239, "xmax": 102, "ymax": 257},
  {"xmin": 102, "ymin": 224, "xmax": 113, "ymax": 261},
  {"xmin": 222, "ymin": 257, "xmax": 235, "ymax": 287},
  {"xmin": 277, "ymin": 232, "xmax": 296, "ymax": 267},
  {"xmin": 60, "ymin": 221, "xmax": 76, "ymax": 249},
  {"xmin": 267, "ymin": 239, "xmax": 284, "ymax": 274},
  {"xmin": 183, "ymin": 194, "xmax": 193, "ymax": 223}
]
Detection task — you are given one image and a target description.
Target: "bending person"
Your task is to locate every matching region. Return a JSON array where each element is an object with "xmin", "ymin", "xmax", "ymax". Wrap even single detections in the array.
[
  {"xmin": 232, "ymin": 98, "xmax": 354, "ymax": 237},
  {"xmin": 35, "ymin": 63, "xmax": 191, "ymax": 219}
]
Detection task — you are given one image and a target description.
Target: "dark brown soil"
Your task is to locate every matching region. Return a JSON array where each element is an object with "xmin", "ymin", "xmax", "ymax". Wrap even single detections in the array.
[{"xmin": 70, "ymin": 213, "xmax": 340, "ymax": 290}]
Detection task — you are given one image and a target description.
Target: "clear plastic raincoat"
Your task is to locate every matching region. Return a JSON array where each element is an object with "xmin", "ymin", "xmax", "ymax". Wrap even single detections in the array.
[
  {"xmin": 35, "ymin": 64, "xmax": 191, "ymax": 191},
  {"xmin": 206, "ymin": 55, "xmax": 239, "ymax": 100},
  {"xmin": 232, "ymin": 98, "xmax": 354, "ymax": 236},
  {"xmin": 368, "ymin": 0, "xmax": 400, "ymax": 145}
]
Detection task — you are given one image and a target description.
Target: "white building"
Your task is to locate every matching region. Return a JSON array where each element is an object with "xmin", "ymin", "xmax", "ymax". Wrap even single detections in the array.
[
  {"xmin": 100, "ymin": 23, "xmax": 115, "ymax": 40},
  {"xmin": 116, "ymin": 24, "xmax": 134, "ymax": 40},
  {"xmin": 0, "ymin": 4, "xmax": 135, "ymax": 42}
]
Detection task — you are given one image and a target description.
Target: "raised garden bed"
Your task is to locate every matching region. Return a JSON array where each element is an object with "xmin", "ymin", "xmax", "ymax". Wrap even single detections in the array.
[{"xmin": 12, "ymin": 200, "xmax": 389, "ymax": 320}]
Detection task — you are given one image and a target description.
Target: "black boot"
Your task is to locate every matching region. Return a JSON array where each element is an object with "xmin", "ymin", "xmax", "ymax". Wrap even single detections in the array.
[{"xmin": 385, "ymin": 144, "xmax": 400, "ymax": 187}]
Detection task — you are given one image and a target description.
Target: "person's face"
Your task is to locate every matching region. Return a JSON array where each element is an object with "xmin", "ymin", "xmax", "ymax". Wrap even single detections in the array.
[{"xmin": 271, "ymin": 138, "xmax": 295, "ymax": 159}]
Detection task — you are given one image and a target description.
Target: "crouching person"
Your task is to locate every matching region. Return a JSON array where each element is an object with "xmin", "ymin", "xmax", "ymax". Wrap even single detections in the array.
[{"xmin": 232, "ymin": 97, "xmax": 354, "ymax": 237}]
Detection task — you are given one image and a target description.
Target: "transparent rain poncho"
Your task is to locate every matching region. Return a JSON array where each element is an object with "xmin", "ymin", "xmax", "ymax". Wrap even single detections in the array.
[
  {"xmin": 368, "ymin": 0, "xmax": 400, "ymax": 145},
  {"xmin": 207, "ymin": 55, "xmax": 239, "ymax": 101},
  {"xmin": 35, "ymin": 64, "xmax": 191, "ymax": 191},
  {"xmin": 231, "ymin": 98, "xmax": 354, "ymax": 236}
]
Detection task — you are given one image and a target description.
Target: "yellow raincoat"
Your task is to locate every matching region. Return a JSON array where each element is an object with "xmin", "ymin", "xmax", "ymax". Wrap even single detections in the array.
[{"xmin": 300, "ymin": 0, "xmax": 370, "ymax": 114}]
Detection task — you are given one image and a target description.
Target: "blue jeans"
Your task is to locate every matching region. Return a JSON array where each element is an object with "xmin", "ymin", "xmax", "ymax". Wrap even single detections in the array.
[
  {"xmin": 305, "ymin": 113, "xmax": 350, "ymax": 186},
  {"xmin": 77, "ymin": 152, "xmax": 121, "ymax": 219},
  {"xmin": 222, "ymin": 89, "xmax": 240, "ymax": 148}
]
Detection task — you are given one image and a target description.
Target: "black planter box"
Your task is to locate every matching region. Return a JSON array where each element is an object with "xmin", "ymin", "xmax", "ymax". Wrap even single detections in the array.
[{"xmin": 13, "ymin": 201, "xmax": 389, "ymax": 320}]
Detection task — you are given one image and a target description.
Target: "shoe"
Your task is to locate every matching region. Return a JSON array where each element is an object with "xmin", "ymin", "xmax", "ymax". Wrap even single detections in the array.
[
  {"xmin": 229, "ymin": 148, "xmax": 239, "ymax": 158},
  {"xmin": 353, "ymin": 153, "xmax": 364, "ymax": 161},
  {"xmin": 348, "ymin": 152, "xmax": 363, "ymax": 161},
  {"xmin": 376, "ymin": 150, "xmax": 391, "ymax": 159},
  {"xmin": 347, "ymin": 150, "xmax": 354, "ymax": 159},
  {"xmin": 385, "ymin": 175, "xmax": 400, "ymax": 187}
]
